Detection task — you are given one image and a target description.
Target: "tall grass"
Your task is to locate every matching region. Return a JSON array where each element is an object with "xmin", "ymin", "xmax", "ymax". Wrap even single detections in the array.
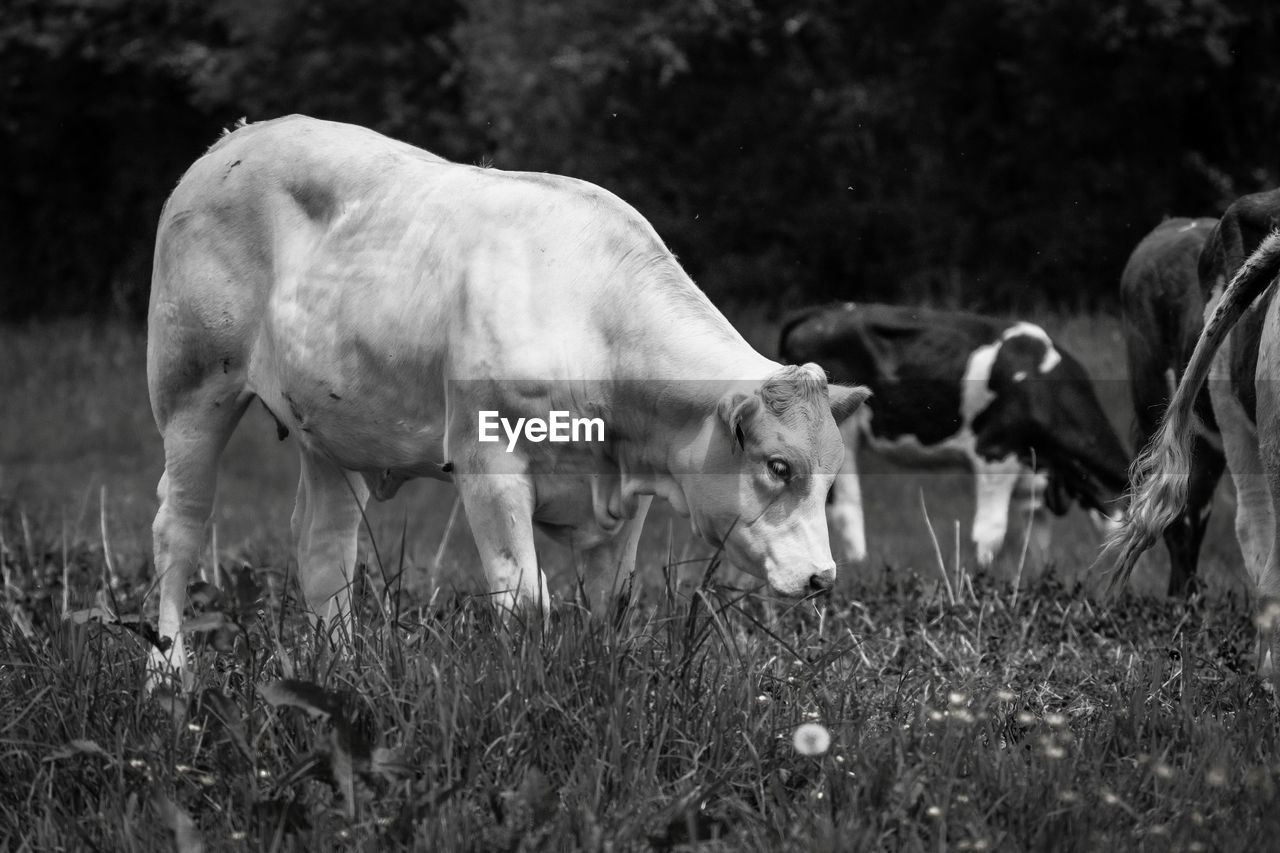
[
  {"xmin": 2, "ymin": 499, "xmax": 1277, "ymax": 851},
  {"xmin": 0, "ymin": 316, "xmax": 1271, "ymax": 850}
]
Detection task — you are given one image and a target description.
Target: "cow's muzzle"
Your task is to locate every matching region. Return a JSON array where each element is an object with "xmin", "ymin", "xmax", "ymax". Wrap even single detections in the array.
[{"xmin": 808, "ymin": 568, "xmax": 836, "ymax": 595}]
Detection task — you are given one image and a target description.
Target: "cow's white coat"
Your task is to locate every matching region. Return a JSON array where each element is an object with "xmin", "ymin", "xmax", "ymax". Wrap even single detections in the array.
[{"xmin": 146, "ymin": 116, "xmax": 869, "ymax": 676}]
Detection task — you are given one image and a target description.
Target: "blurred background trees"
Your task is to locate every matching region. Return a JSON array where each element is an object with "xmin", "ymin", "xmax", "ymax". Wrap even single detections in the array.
[{"xmin": 2, "ymin": 0, "xmax": 1277, "ymax": 320}]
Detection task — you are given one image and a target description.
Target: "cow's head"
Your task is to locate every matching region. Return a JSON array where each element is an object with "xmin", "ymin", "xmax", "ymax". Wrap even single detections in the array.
[
  {"xmin": 680, "ymin": 364, "xmax": 870, "ymax": 597},
  {"xmin": 974, "ymin": 329, "xmax": 1129, "ymax": 520}
]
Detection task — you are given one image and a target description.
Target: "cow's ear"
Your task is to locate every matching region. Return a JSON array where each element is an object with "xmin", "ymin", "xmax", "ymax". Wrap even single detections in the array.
[
  {"xmin": 829, "ymin": 384, "xmax": 872, "ymax": 424},
  {"xmin": 717, "ymin": 392, "xmax": 761, "ymax": 454}
]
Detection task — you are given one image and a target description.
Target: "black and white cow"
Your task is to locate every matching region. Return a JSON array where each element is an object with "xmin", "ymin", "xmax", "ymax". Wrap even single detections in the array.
[
  {"xmin": 780, "ymin": 303, "xmax": 1129, "ymax": 568},
  {"xmin": 1109, "ymin": 191, "xmax": 1280, "ymax": 680},
  {"xmin": 1120, "ymin": 217, "xmax": 1225, "ymax": 596}
]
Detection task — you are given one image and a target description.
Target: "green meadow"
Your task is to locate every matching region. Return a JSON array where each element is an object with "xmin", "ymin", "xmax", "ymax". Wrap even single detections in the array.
[{"xmin": 1, "ymin": 315, "xmax": 1272, "ymax": 851}]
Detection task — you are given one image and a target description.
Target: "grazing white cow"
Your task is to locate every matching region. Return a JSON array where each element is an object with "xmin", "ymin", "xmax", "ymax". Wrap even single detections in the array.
[
  {"xmin": 147, "ymin": 115, "xmax": 869, "ymax": 673},
  {"xmin": 1108, "ymin": 191, "xmax": 1280, "ymax": 681},
  {"xmin": 1120, "ymin": 217, "xmax": 1225, "ymax": 596},
  {"xmin": 780, "ymin": 303, "xmax": 1129, "ymax": 568}
]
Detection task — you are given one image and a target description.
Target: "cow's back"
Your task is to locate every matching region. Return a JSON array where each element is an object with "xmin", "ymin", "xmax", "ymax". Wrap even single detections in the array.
[
  {"xmin": 781, "ymin": 303, "xmax": 1001, "ymax": 445},
  {"xmin": 1120, "ymin": 218, "xmax": 1216, "ymax": 367},
  {"xmin": 148, "ymin": 115, "xmax": 752, "ymax": 474}
]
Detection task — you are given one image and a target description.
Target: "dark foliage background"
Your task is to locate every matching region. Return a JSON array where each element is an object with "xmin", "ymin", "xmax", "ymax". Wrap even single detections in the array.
[{"xmin": 3, "ymin": 0, "xmax": 1278, "ymax": 319}]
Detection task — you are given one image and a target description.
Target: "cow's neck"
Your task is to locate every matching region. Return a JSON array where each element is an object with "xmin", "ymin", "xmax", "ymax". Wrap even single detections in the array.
[
  {"xmin": 597, "ymin": 285, "xmax": 776, "ymax": 519},
  {"xmin": 610, "ymin": 279, "xmax": 774, "ymax": 381}
]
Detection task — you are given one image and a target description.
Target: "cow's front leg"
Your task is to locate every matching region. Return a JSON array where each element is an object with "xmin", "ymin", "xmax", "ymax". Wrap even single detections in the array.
[
  {"xmin": 1011, "ymin": 467, "xmax": 1053, "ymax": 567},
  {"xmin": 573, "ymin": 495, "xmax": 653, "ymax": 614},
  {"xmin": 827, "ymin": 416, "xmax": 867, "ymax": 563},
  {"xmin": 455, "ymin": 471, "xmax": 550, "ymax": 617},
  {"xmin": 969, "ymin": 453, "xmax": 1021, "ymax": 568},
  {"xmin": 294, "ymin": 449, "xmax": 370, "ymax": 633}
]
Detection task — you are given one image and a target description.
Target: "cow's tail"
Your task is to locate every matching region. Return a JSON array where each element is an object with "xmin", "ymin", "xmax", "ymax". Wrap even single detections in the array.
[{"xmin": 1101, "ymin": 229, "xmax": 1280, "ymax": 593}]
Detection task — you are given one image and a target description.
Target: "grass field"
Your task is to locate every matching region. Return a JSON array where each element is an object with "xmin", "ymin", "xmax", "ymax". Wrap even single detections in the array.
[{"xmin": 1, "ymin": 314, "xmax": 1274, "ymax": 850}]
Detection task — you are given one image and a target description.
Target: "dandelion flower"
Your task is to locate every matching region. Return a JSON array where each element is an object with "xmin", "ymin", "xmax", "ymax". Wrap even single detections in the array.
[
  {"xmin": 1205, "ymin": 765, "xmax": 1227, "ymax": 787},
  {"xmin": 928, "ymin": 709, "xmax": 946, "ymax": 722},
  {"xmin": 995, "ymin": 689, "xmax": 1016, "ymax": 702},
  {"xmin": 756, "ymin": 694, "xmax": 771, "ymax": 706},
  {"xmin": 948, "ymin": 691, "xmax": 968, "ymax": 706},
  {"xmin": 793, "ymin": 722, "xmax": 832, "ymax": 756},
  {"xmin": 1153, "ymin": 762, "xmax": 1174, "ymax": 780},
  {"xmin": 1044, "ymin": 712, "xmax": 1067, "ymax": 728},
  {"xmin": 1058, "ymin": 790, "xmax": 1080, "ymax": 804},
  {"xmin": 1015, "ymin": 711, "xmax": 1036, "ymax": 726},
  {"xmin": 925, "ymin": 805, "xmax": 942, "ymax": 818}
]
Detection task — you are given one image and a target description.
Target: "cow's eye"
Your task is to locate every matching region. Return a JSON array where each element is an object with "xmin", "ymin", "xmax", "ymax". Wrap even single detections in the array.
[{"xmin": 767, "ymin": 458, "xmax": 791, "ymax": 481}]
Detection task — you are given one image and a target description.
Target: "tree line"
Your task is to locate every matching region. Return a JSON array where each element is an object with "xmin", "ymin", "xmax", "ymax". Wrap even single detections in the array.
[{"xmin": 3, "ymin": 0, "xmax": 1277, "ymax": 320}]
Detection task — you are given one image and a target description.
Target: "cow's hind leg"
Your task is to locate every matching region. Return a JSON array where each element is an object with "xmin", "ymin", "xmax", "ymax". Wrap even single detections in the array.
[
  {"xmin": 573, "ymin": 496, "xmax": 653, "ymax": 615},
  {"xmin": 292, "ymin": 449, "xmax": 370, "ymax": 634},
  {"xmin": 152, "ymin": 386, "xmax": 252, "ymax": 679},
  {"xmin": 1163, "ymin": 431, "xmax": 1226, "ymax": 596},
  {"xmin": 1254, "ymin": 307, "xmax": 1280, "ymax": 687},
  {"xmin": 1211, "ymin": 352, "xmax": 1275, "ymax": 675}
]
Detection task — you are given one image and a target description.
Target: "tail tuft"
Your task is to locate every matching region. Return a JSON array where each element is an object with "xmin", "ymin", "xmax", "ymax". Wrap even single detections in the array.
[{"xmin": 1097, "ymin": 402, "xmax": 1196, "ymax": 594}]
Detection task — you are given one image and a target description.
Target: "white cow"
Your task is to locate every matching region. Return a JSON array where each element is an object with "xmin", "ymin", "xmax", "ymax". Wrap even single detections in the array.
[{"xmin": 147, "ymin": 115, "xmax": 869, "ymax": 673}]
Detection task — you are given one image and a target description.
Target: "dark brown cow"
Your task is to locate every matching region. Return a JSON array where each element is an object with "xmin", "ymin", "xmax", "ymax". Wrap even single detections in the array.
[
  {"xmin": 1120, "ymin": 217, "xmax": 1224, "ymax": 595},
  {"xmin": 1108, "ymin": 190, "xmax": 1280, "ymax": 682}
]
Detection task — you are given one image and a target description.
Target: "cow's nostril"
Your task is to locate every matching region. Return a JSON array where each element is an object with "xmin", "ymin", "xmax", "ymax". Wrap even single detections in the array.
[{"xmin": 809, "ymin": 573, "xmax": 834, "ymax": 594}]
